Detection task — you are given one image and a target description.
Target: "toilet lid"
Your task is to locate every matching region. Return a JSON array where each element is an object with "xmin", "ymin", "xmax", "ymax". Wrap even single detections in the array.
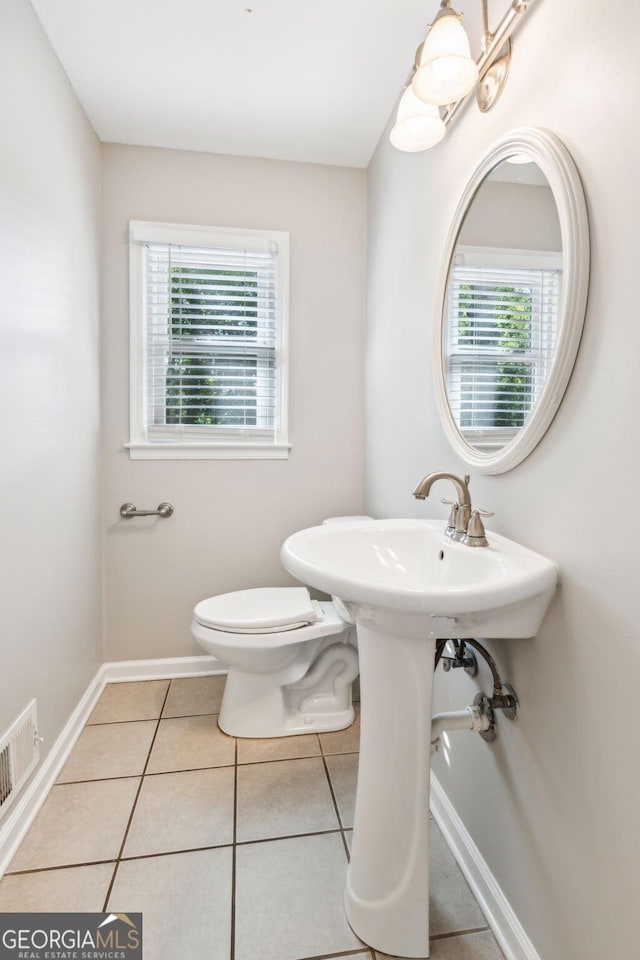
[{"xmin": 194, "ymin": 587, "xmax": 322, "ymax": 634}]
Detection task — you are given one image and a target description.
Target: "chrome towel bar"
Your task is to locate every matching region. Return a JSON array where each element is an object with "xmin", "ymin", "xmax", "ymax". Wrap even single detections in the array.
[{"xmin": 119, "ymin": 502, "xmax": 174, "ymax": 519}]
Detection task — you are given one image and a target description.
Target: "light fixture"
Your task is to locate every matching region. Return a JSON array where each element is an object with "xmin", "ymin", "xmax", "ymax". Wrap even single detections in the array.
[
  {"xmin": 390, "ymin": 85, "xmax": 446, "ymax": 152},
  {"xmin": 390, "ymin": 0, "xmax": 532, "ymax": 153},
  {"xmin": 412, "ymin": 1, "xmax": 478, "ymax": 106}
]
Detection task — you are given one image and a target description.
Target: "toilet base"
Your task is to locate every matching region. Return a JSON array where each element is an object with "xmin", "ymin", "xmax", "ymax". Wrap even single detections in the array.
[
  {"xmin": 219, "ymin": 695, "xmax": 355, "ymax": 738},
  {"xmin": 218, "ymin": 635, "xmax": 360, "ymax": 739}
]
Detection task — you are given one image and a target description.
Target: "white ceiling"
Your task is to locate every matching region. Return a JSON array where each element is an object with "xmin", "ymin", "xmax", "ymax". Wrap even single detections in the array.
[{"xmin": 31, "ymin": 0, "xmax": 469, "ymax": 168}]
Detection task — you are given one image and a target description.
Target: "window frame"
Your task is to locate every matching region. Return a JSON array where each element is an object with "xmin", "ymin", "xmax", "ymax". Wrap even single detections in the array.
[{"xmin": 127, "ymin": 221, "xmax": 290, "ymax": 460}]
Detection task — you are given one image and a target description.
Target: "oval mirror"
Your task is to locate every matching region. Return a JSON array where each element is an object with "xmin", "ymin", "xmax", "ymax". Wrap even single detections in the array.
[{"xmin": 434, "ymin": 128, "xmax": 589, "ymax": 474}]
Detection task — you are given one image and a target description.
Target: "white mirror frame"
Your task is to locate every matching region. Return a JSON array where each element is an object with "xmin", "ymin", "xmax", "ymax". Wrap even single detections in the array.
[{"xmin": 433, "ymin": 127, "xmax": 590, "ymax": 474}]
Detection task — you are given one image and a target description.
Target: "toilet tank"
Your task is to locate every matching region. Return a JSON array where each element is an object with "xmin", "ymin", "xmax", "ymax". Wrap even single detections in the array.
[{"xmin": 322, "ymin": 516, "xmax": 373, "ymax": 525}]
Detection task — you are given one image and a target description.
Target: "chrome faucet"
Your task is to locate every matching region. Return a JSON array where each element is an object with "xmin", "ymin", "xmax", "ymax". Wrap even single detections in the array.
[{"xmin": 413, "ymin": 471, "xmax": 493, "ymax": 546}]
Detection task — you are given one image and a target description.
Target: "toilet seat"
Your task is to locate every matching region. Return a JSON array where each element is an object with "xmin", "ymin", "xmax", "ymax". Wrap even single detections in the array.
[
  {"xmin": 192, "ymin": 600, "xmax": 346, "ymax": 651},
  {"xmin": 194, "ymin": 586, "xmax": 322, "ymax": 635}
]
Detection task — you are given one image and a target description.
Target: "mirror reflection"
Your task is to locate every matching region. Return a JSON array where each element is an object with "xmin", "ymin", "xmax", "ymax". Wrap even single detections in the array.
[{"xmin": 443, "ymin": 156, "xmax": 562, "ymax": 453}]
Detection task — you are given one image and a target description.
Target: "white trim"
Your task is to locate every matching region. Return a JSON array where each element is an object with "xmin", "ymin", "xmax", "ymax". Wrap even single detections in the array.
[
  {"xmin": 430, "ymin": 772, "xmax": 543, "ymax": 960},
  {"xmin": 0, "ymin": 656, "xmax": 227, "ymax": 879},
  {"xmin": 124, "ymin": 442, "xmax": 291, "ymax": 460},
  {"xmin": 102, "ymin": 655, "xmax": 225, "ymax": 682},
  {"xmin": 433, "ymin": 127, "xmax": 590, "ymax": 474},
  {"xmin": 0, "ymin": 666, "xmax": 107, "ymax": 879},
  {"xmin": 129, "ymin": 220, "xmax": 279, "ymax": 252}
]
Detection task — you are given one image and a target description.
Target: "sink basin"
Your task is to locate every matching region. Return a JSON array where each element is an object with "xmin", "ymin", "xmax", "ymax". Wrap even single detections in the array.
[
  {"xmin": 281, "ymin": 518, "xmax": 558, "ymax": 958},
  {"xmin": 282, "ymin": 517, "xmax": 558, "ymax": 638}
]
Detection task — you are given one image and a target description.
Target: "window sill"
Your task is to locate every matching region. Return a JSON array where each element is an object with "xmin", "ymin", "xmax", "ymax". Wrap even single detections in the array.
[{"xmin": 125, "ymin": 442, "xmax": 292, "ymax": 461}]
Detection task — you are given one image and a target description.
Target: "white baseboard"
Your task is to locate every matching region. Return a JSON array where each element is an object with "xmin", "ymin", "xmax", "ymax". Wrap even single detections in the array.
[
  {"xmin": 103, "ymin": 655, "xmax": 225, "ymax": 682},
  {"xmin": 0, "ymin": 656, "xmax": 227, "ymax": 879},
  {"xmin": 0, "ymin": 665, "xmax": 107, "ymax": 879},
  {"xmin": 430, "ymin": 773, "xmax": 542, "ymax": 960}
]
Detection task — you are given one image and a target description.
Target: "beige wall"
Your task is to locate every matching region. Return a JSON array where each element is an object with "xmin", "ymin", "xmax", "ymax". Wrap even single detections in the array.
[
  {"xmin": 365, "ymin": 1, "xmax": 638, "ymax": 958},
  {"xmin": 0, "ymin": 2, "xmax": 102, "ymax": 756},
  {"xmin": 102, "ymin": 145, "xmax": 366, "ymax": 660},
  {"xmin": 459, "ymin": 180, "xmax": 561, "ymax": 250}
]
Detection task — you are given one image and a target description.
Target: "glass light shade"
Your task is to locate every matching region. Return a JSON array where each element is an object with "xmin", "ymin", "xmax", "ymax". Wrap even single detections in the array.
[
  {"xmin": 412, "ymin": 11, "xmax": 478, "ymax": 106},
  {"xmin": 389, "ymin": 87, "xmax": 446, "ymax": 152}
]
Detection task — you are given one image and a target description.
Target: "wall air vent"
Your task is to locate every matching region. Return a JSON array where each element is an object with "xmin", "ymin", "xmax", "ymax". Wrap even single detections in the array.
[{"xmin": 0, "ymin": 701, "xmax": 41, "ymax": 819}]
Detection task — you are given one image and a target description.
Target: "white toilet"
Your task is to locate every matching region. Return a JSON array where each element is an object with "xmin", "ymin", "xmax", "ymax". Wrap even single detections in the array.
[{"xmin": 191, "ymin": 517, "xmax": 368, "ymax": 738}]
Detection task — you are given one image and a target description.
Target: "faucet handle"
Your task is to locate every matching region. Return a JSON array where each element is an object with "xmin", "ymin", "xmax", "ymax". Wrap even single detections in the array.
[
  {"xmin": 441, "ymin": 499, "xmax": 459, "ymax": 538},
  {"xmin": 463, "ymin": 509, "xmax": 492, "ymax": 546},
  {"xmin": 475, "ymin": 508, "xmax": 494, "ymax": 518}
]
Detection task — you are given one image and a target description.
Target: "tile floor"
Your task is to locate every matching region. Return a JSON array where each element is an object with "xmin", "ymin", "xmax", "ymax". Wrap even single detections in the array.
[{"xmin": 0, "ymin": 677, "xmax": 505, "ymax": 960}]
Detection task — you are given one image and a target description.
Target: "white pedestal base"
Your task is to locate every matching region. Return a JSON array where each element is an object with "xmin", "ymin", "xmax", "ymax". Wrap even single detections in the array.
[{"xmin": 345, "ymin": 622, "xmax": 436, "ymax": 959}]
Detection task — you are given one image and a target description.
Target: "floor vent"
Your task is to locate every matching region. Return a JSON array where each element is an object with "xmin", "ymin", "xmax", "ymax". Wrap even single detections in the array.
[{"xmin": 0, "ymin": 701, "xmax": 40, "ymax": 819}]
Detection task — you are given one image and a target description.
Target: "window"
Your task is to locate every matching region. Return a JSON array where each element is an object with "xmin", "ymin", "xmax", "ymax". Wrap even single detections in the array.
[
  {"xmin": 445, "ymin": 246, "xmax": 562, "ymax": 449},
  {"xmin": 128, "ymin": 221, "xmax": 290, "ymax": 459}
]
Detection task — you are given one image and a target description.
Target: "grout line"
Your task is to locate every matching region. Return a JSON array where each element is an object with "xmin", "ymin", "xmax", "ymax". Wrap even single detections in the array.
[
  {"xmin": 230, "ymin": 736, "xmax": 238, "ymax": 960},
  {"xmin": 5, "ymin": 859, "xmax": 118, "ymax": 878},
  {"xmin": 84, "ymin": 716, "xmax": 166, "ymax": 727},
  {"xmin": 238, "ymin": 749, "xmax": 358, "ymax": 767},
  {"xmin": 159, "ymin": 711, "xmax": 219, "ymax": 721},
  {"xmin": 101, "ymin": 681, "xmax": 172, "ymax": 911},
  {"xmin": 295, "ymin": 950, "xmax": 371, "ymax": 960},
  {"xmin": 5, "ymin": 830, "xmax": 348, "ymax": 878},
  {"xmin": 57, "ymin": 763, "xmax": 236, "ymax": 786},
  {"xmin": 430, "ymin": 925, "xmax": 491, "ymax": 942},
  {"xmin": 318, "ymin": 737, "xmax": 351, "ymax": 862},
  {"xmin": 47, "ymin": 775, "xmax": 141, "ymax": 788},
  {"xmin": 88, "ymin": 711, "xmax": 219, "ymax": 727},
  {"xmin": 119, "ymin": 843, "xmax": 234, "ymax": 863},
  {"xmin": 5, "ymin": 844, "xmax": 238, "ymax": 879},
  {"xmin": 236, "ymin": 828, "xmax": 343, "ymax": 848}
]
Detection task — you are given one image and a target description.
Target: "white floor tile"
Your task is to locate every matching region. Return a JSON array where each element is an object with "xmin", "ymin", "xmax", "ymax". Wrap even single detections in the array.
[
  {"xmin": 123, "ymin": 767, "xmax": 234, "ymax": 857},
  {"xmin": 376, "ymin": 929, "xmax": 503, "ymax": 959},
  {"xmin": 147, "ymin": 715, "xmax": 235, "ymax": 773},
  {"xmin": 319, "ymin": 707, "xmax": 360, "ymax": 755},
  {"xmin": 325, "ymin": 752, "xmax": 359, "ymax": 828},
  {"xmin": 88, "ymin": 681, "xmax": 169, "ymax": 724},
  {"xmin": 429, "ymin": 823, "xmax": 486, "ymax": 936},
  {"xmin": 235, "ymin": 833, "xmax": 361, "ymax": 960},
  {"xmin": 237, "ymin": 733, "xmax": 320, "ymax": 764},
  {"xmin": 162, "ymin": 676, "xmax": 226, "ymax": 718},
  {"xmin": 57, "ymin": 721, "xmax": 156, "ymax": 782},
  {"xmin": 8, "ymin": 778, "xmax": 139, "ymax": 872},
  {"xmin": 108, "ymin": 848, "xmax": 232, "ymax": 960},
  {"xmin": 0, "ymin": 863, "xmax": 114, "ymax": 912},
  {"xmin": 237, "ymin": 757, "xmax": 339, "ymax": 842}
]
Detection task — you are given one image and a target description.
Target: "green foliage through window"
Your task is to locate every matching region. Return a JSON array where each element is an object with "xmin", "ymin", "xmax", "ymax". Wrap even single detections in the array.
[
  {"xmin": 166, "ymin": 266, "xmax": 260, "ymax": 428},
  {"xmin": 455, "ymin": 282, "xmax": 534, "ymax": 429}
]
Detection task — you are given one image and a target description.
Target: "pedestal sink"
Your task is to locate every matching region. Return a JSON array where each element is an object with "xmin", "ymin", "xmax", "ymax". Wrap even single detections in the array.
[{"xmin": 281, "ymin": 518, "xmax": 558, "ymax": 958}]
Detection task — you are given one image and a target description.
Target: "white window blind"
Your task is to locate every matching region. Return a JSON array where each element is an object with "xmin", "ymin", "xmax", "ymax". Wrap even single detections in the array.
[
  {"xmin": 127, "ymin": 222, "xmax": 290, "ymax": 458},
  {"xmin": 445, "ymin": 251, "xmax": 561, "ymax": 446}
]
